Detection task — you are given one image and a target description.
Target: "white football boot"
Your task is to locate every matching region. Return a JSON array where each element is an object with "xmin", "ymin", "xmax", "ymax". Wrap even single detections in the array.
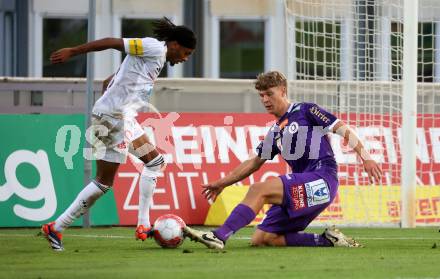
[
  {"xmin": 183, "ymin": 226, "xmax": 225, "ymax": 250},
  {"xmin": 324, "ymin": 226, "xmax": 363, "ymax": 248}
]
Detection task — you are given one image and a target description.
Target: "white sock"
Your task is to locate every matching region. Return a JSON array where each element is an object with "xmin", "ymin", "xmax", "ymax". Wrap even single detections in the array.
[
  {"xmin": 137, "ymin": 174, "xmax": 156, "ymax": 228},
  {"xmin": 137, "ymin": 155, "xmax": 164, "ymax": 227},
  {"xmin": 54, "ymin": 180, "xmax": 110, "ymax": 232}
]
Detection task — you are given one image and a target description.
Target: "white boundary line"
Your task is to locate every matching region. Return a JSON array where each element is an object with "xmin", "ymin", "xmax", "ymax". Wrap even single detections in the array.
[{"xmin": 0, "ymin": 234, "xmax": 439, "ymax": 241}]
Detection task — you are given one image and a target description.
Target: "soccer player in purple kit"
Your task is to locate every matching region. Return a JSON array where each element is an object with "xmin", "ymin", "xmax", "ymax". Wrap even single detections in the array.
[{"xmin": 184, "ymin": 71, "xmax": 382, "ymax": 249}]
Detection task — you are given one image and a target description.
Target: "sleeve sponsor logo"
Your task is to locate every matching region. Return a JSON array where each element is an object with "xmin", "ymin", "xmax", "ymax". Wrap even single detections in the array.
[{"xmin": 309, "ymin": 106, "xmax": 331, "ymax": 124}]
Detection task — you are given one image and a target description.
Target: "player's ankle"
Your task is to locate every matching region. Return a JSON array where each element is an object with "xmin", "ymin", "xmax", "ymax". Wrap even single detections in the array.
[{"xmin": 212, "ymin": 231, "xmax": 226, "ymax": 244}]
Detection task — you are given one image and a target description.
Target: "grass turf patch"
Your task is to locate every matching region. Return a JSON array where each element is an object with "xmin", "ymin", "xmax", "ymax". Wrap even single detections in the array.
[{"xmin": 0, "ymin": 227, "xmax": 439, "ymax": 279}]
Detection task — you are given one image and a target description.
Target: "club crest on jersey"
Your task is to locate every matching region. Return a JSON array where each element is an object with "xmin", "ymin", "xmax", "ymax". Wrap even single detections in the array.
[{"xmin": 287, "ymin": 121, "xmax": 299, "ymax": 134}]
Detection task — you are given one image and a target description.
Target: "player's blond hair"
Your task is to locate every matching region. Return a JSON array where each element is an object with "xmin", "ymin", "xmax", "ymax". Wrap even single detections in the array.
[{"xmin": 254, "ymin": 71, "xmax": 287, "ymax": 91}]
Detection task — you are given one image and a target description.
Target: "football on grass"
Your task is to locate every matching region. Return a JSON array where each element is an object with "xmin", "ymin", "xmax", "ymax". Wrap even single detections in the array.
[{"xmin": 153, "ymin": 214, "xmax": 186, "ymax": 248}]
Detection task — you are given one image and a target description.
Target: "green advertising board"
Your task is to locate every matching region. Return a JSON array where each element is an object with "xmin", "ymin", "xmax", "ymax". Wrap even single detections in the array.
[{"xmin": 0, "ymin": 115, "xmax": 119, "ymax": 227}]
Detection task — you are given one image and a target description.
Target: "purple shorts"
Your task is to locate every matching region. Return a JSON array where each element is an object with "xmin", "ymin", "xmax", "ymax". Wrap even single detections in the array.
[{"xmin": 257, "ymin": 171, "xmax": 338, "ymax": 234}]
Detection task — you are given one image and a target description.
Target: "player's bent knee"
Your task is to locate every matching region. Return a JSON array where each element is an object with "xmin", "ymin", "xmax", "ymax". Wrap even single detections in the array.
[
  {"xmin": 251, "ymin": 239, "xmax": 265, "ymax": 246},
  {"xmin": 251, "ymin": 231, "xmax": 281, "ymax": 246},
  {"xmin": 247, "ymin": 182, "xmax": 277, "ymax": 205},
  {"xmin": 262, "ymin": 233, "xmax": 278, "ymax": 246},
  {"xmin": 247, "ymin": 182, "xmax": 267, "ymax": 198},
  {"xmin": 250, "ymin": 229, "xmax": 266, "ymax": 246},
  {"xmin": 250, "ymin": 234, "xmax": 266, "ymax": 246}
]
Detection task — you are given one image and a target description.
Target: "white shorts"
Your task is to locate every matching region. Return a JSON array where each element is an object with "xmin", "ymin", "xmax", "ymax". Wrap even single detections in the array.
[{"xmin": 90, "ymin": 113, "xmax": 145, "ymax": 163}]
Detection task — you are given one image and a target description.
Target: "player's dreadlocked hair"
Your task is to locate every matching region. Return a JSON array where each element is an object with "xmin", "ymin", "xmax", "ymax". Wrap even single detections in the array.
[
  {"xmin": 152, "ymin": 17, "xmax": 197, "ymax": 49},
  {"xmin": 254, "ymin": 71, "xmax": 287, "ymax": 91}
]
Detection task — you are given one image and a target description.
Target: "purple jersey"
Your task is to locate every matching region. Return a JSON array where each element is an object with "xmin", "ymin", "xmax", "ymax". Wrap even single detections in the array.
[{"xmin": 256, "ymin": 102, "xmax": 338, "ymax": 177}]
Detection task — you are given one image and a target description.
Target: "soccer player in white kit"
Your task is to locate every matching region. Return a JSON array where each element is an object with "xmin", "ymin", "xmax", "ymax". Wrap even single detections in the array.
[{"xmin": 41, "ymin": 18, "xmax": 196, "ymax": 251}]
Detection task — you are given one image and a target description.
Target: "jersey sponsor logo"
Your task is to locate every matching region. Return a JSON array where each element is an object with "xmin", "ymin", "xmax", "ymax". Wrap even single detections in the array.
[
  {"xmin": 291, "ymin": 184, "xmax": 307, "ymax": 210},
  {"xmin": 304, "ymin": 179, "xmax": 330, "ymax": 207},
  {"xmin": 309, "ymin": 106, "xmax": 331, "ymax": 124},
  {"xmin": 276, "ymin": 136, "xmax": 283, "ymax": 152},
  {"xmin": 267, "ymin": 124, "xmax": 283, "ymax": 154}
]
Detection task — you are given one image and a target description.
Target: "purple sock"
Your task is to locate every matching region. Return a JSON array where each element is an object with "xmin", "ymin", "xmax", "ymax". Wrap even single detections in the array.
[
  {"xmin": 285, "ymin": 231, "xmax": 332, "ymax": 247},
  {"xmin": 213, "ymin": 204, "xmax": 256, "ymax": 242}
]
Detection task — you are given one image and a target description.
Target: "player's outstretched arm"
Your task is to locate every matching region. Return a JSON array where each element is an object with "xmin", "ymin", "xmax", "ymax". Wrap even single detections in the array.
[
  {"xmin": 50, "ymin": 38, "xmax": 124, "ymax": 64},
  {"xmin": 202, "ymin": 155, "xmax": 266, "ymax": 201},
  {"xmin": 332, "ymin": 120, "xmax": 383, "ymax": 184}
]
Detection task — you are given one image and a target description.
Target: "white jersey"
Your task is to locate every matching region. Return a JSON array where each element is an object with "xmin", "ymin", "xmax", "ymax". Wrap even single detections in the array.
[{"xmin": 93, "ymin": 37, "xmax": 167, "ymax": 118}]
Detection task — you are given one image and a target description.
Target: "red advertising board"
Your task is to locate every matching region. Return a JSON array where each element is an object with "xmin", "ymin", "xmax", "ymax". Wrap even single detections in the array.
[
  {"xmin": 113, "ymin": 113, "xmax": 285, "ymax": 225},
  {"xmin": 112, "ymin": 112, "xmax": 440, "ymax": 225}
]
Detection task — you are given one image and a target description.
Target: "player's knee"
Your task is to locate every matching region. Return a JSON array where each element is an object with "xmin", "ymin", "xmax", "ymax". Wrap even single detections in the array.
[
  {"xmin": 143, "ymin": 154, "xmax": 166, "ymax": 176},
  {"xmin": 250, "ymin": 233, "xmax": 266, "ymax": 246},
  {"xmin": 248, "ymin": 182, "xmax": 266, "ymax": 198},
  {"xmin": 248, "ymin": 182, "xmax": 274, "ymax": 204},
  {"xmin": 251, "ymin": 232, "xmax": 279, "ymax": 246},
  {"xmin": 262, "ymin": 233, "xmax": 280, "ymax": 246}
]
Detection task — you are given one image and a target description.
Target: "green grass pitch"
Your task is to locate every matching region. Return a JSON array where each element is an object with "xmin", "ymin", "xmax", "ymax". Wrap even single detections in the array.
[{"xmin": 1, "ymin": 227, "xmax": 439, "ymax": 279}]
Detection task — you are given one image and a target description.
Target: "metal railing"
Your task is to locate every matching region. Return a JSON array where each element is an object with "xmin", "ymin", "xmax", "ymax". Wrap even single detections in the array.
[{"xmin": 1, "ymin": 77, "xmax": 440, "ymax": 114}]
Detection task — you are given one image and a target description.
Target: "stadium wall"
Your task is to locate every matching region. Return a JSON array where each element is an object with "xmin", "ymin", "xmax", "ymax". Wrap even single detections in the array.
[{"xmin": 1, "ymin": 78, "xmax": 440, "ymax": 114}]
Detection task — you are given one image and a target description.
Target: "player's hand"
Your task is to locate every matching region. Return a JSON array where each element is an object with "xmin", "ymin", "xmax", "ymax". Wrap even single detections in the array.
[
  {"xmin": 202, "ymin": 183, "xmax": 225, "ymax": 202},
  {"xmin": 363, "ymin": 159, "xmax": 382, "ymax": 184},
  {"xmin": 50, "ymin": 48, "xmax": 74, "ymax": 64}
]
